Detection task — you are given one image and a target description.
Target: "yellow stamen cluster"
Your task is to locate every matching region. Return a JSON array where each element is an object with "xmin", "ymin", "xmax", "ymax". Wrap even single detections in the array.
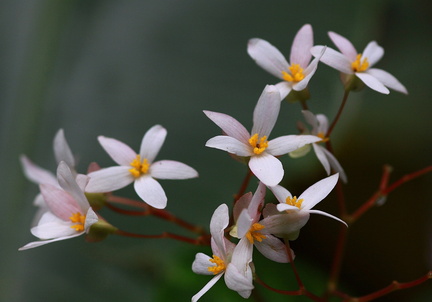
[
  {"xmin": 246, "ymin": 223, "xmax": 266, "ymax": 244},
  {"xmin": 282, "ymin": 64, "xmax": 305, "ymax": 82},
  {"xmin": 129, "ymin": 155, "xmax": 150, "ymax": 178},
  {"xmin": 351, "ymin": 54, "xmax": 369, "ymax": 72},
  {"xmin": 317, "ymin": 132, "xmax": 329, "ymax": 143},
  {"xmin": 69, "ymin": 212, "xmax": 86, "ymax": 232},
  {"xmin": 286, "ymin": 196, "xmax": 304, "ymax": 209},
  {"xmin": 208, "ymin": 255, "xmax": 226, "ymax": 275},
  {"xmin": 249, "ymin": 133, "xmax": 269, "ymax": 155}
]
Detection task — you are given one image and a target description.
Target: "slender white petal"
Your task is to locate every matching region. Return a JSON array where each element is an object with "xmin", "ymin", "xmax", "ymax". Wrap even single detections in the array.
[
  {"xmin": 320, "ymin": 147, "xmax": 348, "ymax": 183},
  {"xmin": 139, "ymin": 125, "xmax": 167, "ymax": 163},
  {"xmin": 31, "ymin": 217, "xmax": 77, "ymax": 239},
  {"xmin": 302, "ymin": 110, "xmax": 319, "ymax": 133},
  {"xmin": 134, "ymin": 175, "xmax": 167, "ymax": 209},
  {"xmin": 192, "ymin": 273, "xmax": 224, "ymax": 302},
  {"xmin": 313, "ymin": 144, "xmax": 331, "ymax": 175},
  {"xmin": 210, "ymin": 204, "xmax": 230, "ymax": 255},
  {"xmin": 84, "ymin": 207, "xmax": 99, "ymax": 231},
  {"xmin": 267, "ymin": 135, "xmax": 321, "ymax": 156},
  {"xmin": 290, "ymin": 24, "xmax": 313, "ymax": 68},
  {"xmin": 248, "ymin": 181, "xmax": 266, "ymax": 219},
  {"xmin": 40, "ymin": 184, "xmax": 80, "ymax": 221},
  {"xmin": 192, "ymin": 253, "xmax": 214, "ymax": 275},
  {"xmin": 233, "ymin": 192, "xmax": 252, "ymax": 222},
  {"xmin": 269, "ymin": 185, "xmax": 292, "ymax": 204},
  {"xmin": 254, "ymin": 235, "xmax": 289, "ymax": 263},
  {"xmin": 53, "ymin": 129, "xmax": 75, "ymax": 168},
  {"xmin": 362, "ymin": 41, "xmax": 384, "ymax": 67},
  {"xmin": 247, "ymin": 38, "xmax": 289, "ymax": 79},
  {"xmin": 203, "ymin": 110, "xmax": 250, "ymax": 143},
  {"xmin": 355, "ymin": 72, "xmax": 390, "ymax": 94},
  {"xmin": 328, "ymin": 31, "xmax": 358, "ymax": 61},
  {"xmin": 251, "ymin": 85, "xmax": 281, "ymax": 137},
  {"xmin": 236, "ymin": 209, "xmax": 253, "ymax": 239},
  {"xmin": 205, "ymin": 136, "xmax": 252, "ymax": 156},
  {"xmin": 249, "ymin": 153, "xmax": 283, "ymax": 187},
  {"xmin": 57, "ymin": 162, "xmax": 89, "ymax": 211},
  {"xmin": 308, "ymin": 209, "xmax": 347, "ymax": 226},
  {"xmin": 299, "ymin": 173, "xmax": 339, "ymax": 210},
  {"xmin": 86, "ymin": 166, "xmax": 134, "ymax": 192},
  {"xmin": 150, "ymin": 160, "xmax": 198, "ymax": 180},
  {"xmin": 20, "ymin": 155, "xmax": 58, "ymax": 186},
  {"xmin": 276, "ymin": 204, "xmax": 301, "ymax": 212},
  {"xmin": 274, "ymin": 81, "xmax": 292, "ymax": 99},
  {"xmin": 316, "ymin": 114, "xmax": 329, "ymax": 134},
  {"xmin": 366, "ymin": 68, "xmax": 408, "ymax": 94},
  {"xmin": 311, "ymin": 46, "xmax": 353, "ymax": 74},
  {"xmin": 98, "ymin": 136, "xmax": 137, "ymax": 166},
  {"xmin": 18, "ymin": 233, "xmax": 83, "ymax": 251}
]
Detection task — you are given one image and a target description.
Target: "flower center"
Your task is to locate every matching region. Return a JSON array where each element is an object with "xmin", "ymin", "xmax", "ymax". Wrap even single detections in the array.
[
  {"xmin": 129, "ymin": 155, "xmax": 150, "ymax": 178},
  {"xmin": 246, "ymin": 223, "xmax": 266, "ymax": 244},
  {"xmin": 69, "ymin": 212, "xmax": 86, "ymax": 232},
  {"xmin": 249, "ymin": 133, "xmax": 269, "ymax": 155},
  {"xmin": 317, "ymin": 132, "xmax": 329, "ymax": 143},
  {"xmin": 208, "ymin": 255, "xmax": 226, "ymax": 275},
  {"xmin": 351, "ymin": 54, "xmax": 369, "ymax": 72},
  {"xmin": 286, "ymin": 196, "xmax": 304, "ymax": 209},
  {"xmin": 282, "ymin": 64, "xmax": 305, "ymax": 82}
]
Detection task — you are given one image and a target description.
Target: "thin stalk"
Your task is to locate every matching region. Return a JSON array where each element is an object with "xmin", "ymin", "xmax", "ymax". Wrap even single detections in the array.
[{"xmin": 326, "ymin": 90, "xmax": 350, "ymax": 138}]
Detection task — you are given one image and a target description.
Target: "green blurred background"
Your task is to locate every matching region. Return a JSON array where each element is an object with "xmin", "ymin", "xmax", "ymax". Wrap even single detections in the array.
[{"xmin": 1, "ymin": 0, "xmax": 431, "ymax": 301}]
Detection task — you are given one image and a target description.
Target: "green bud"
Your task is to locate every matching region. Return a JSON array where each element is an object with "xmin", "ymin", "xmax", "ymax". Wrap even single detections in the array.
[{"xmin": 85, "ymin": 192, "xmax": 107, "ymax": 211}]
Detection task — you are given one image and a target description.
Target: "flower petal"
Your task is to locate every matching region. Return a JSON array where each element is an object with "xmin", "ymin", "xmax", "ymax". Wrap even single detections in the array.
[
  {"xmin": 139, "ymin": 125, "xmax": 167, "ymax": 163},
  {"xmin": 56, "ymin": 162, "xmax": 89, "ymax": 211},
  {"xmin": 86, "ymin": 166, "xmax": 134, "ymax": 192},
  {"xmin": 251, "ymin": 85, "xmax": 281, "ymax": 137},
  {"xmin": 293, "ymin": 53, "xmax": 321, "ymax": 91},
  {"xmin": 254, "ymin": 234, "xmax": 290, "ymax": 263},
  {"xmin": 205, "ymin": 135, "xmax": 252, "ymax": 157},
  {"xmin": 312, "ymin": 144, "xmax": 331, "ymax": 175},
  {"xmin": 290, "ymin": 24, "xmax": 313, "ymax": 68},
  {"xmin": 328, "ymin": 31, "xmax": 358, "ymax": 61},
  {"xmin": 192, "ymin": 253, "xmax": 214, "ymax": 275},
  {"xmin": 150, "ymin": 160, "xmax": 198, "ymax": 180},
  {"xmin": 260, "ymin": 211, "xmax": 309, "ymax": 239},
  {"xmin": 320, "ymin": 147, "xmax": 348, "ymax": 183},
  {"xmin": 308, "ymin": 209, "xmax": 347, "ymax": 226},
  {"xmin": 355, "ymin": 72, "xmax": 390, "ymax": 94},
  {"xmin": 302, "ymin": 110, "xmax": 319, "ymax": 133},
  {"xmin": 366, "ymin": 68, "xmax": 408, "ymax": 94},
  {"xmin": 98, "ymin": 136, "xmax": 136, "ymax": 166},
  {"xmin": 210, "ymin": 204, "xmax": 230, "ymax": 255},
  {"xmin": 299, "ymin": 173, "xmax": 339, "ymax": 210},
  {"xmin": 362, "ymin": 41, "xmax": 384, "ymax": 67},
  {"xmin": 267, "ymin": 135, "xmax": 321, "ymax": 156},
  {"xmin": 40, "ymin": 184, "xmax": 80, "ymax": 221},
  {"xmin": 269, "ymin": 185, "xmax": 292, "ymax": 204},
  {"xmin": 18, "ymin": 233, "xmax": 83, "ymax": 251},
  {"xmin": 53, "ymin": 129, "xmax": 75, "ymax": 168},
  {"xmin": 247, "ymin": 38, "xmax": 289, "ymax": 79},
  {"xmin": 274, "ymin": 81, "xmax": 292, "ymax": 99},
  {"xmin": 134, "ymin": 175, "xmax": 167, "ymax": 209},
  {"xmin": 20, "ymin": 155, "xmax": 57, "ymax": 186},
  {"xmin": 192, "ymin": 273, "xmax": 224, "ymax": 302},
  {"xmin": 236, "ymin": 209, "xmax": 253, "ymax": 239},
  {"xmin": 311, "ymin": 46, "xmax": 353, "ymax": 74},
  {"xmin": 31, "ymin": 211, "xmax": 78, "ymax": 239},
  {"xmin": 84, "ymin": 207, "xmax": 99, "ymax": 232},
  {"xmin": 248, "ymin": 153, "xmax": 283, "ymax": 187},
  {"xmin": 203, "ymin": 110, "xmax": 250, "ymax": 143}
]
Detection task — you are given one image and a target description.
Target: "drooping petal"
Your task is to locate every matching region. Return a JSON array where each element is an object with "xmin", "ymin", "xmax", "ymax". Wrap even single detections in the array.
[
  {"xmin": 192, "ymin": 253, "xmax": 214, "ymax": 275},
  {"xmin": 39, "ymin": 184, "xmax": 80, "ymax": 221},
  {"xmin": 31, "ymin": 211, "xmax": 78, "ymax": 239},
  {"xmin": 298, "ymin": 173, "xmax": 339, "ymax": 210},
  {"xmin": 150, "ymin": 160, "xmax": 198, "ymax": 180},
  {"xmin": 247, "ymin": 38, "xmax": 289, "ymax": 79},
  {"xmin": 254, "ymin": 234, "xmax": 290, "ymax": 263},
  {"xmin": 290, "ymin": 24, "xmax": 313, "ymax": 68},
  {"xmin": 248, "ymin": 153, "xmax": 283, "ymax": 187},
  {"xmin": 320, "ymin": 147, "xmax": 348, "ymax": 183},
  {"xmin": 53, "ymin": 129, "xmax": 75, "ymax": 168},
  {"xmin": 203, "ymin": 110, "xmax": 250, "ymax": 143},
  {"xmin": 251, "ymin": 85, "xmax": 281, "ymax": 137},
  {"xmin": 362, "ymin": 41, "xmax": 384, "ymax": 67},
  {"xmin": 313, "ymin": 144, "xmax": 331, "ymax": 175},
  {"xmin": 56, "ymin": 162, "xmax": 89, "ymax": 211},
  {"xmin": 260, "ymin": 211, "xmax": 310, "ymax": 239},
  {"xmin": 205, "ymin": 136, "xmax": 252, "ymax": 157},
  {"xmin": 192, "ymin": 273, "xmax": 224, "ymax": 302},
  {"xmin": 328, "ymin": 31, "xmax": 358, "ymax": 61},
  {"xmin": 266, "ymin": 135, "xmax": 321, "ymax": 156},
  {"xmin": 366, "ymin": 68, "xmax": 408, "ymax": 94},
  {"xmin": 139, "ymin": 125, "xmax": 167, "ymax": 163},
  {"xmin": 98, "ymin": 136, "xmax": 137, "ymax": 166},
  {"xmin": 134, "ymin": 175, "xmax": 167, "ymax": 209},
  {"xmin": 20, "ymin": 155, "xmax": 58, "ymax": 186},
  {"xmin": 311, "ymin": 46, "xmax": 353, "ymax": 74},
  {"xmin": 86, "ymin": 166, "xmax": 134, "ymax": 193},
  {"xmin": 308, "ymin": 209, "xmax": 347, "ymax": 226},
  {"xmin": 355, "ymin": 72, "xmax": 390, "ymax": 94},
  {"xmin": 210, "ymin": 204, "xmax": 230, "ymax": 256},
  {"xmin": 18, "ymin": 233, "xmax": 83, "ymax": 251},
  {"xmin": 274, "ymin": 81, "xmax": 292, "ymax": 99}
]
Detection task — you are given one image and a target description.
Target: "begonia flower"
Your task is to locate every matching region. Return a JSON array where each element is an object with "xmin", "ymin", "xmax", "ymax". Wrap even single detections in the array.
[
  {"xmin": 247, "ymin": 24, "xmax": 323, "ymax": 100},
  {"xmin": 261, "ymin": 173, "xmax": 346, "ymax": 240},
  {"xmin": 192, "ymin": 204, "xmax": 254, "ymax": 301},
  {"xmin": 85, "ymin": 125, "xmax": 198, "ymax": 209},
  {"xmin": 19, "ymin": 162, "xmax": 98, "ymax": 250},
  {"xmin": 205, "ymin": 85, "xmax": 320, "ymax": 186},
  {"xmin": 311, "ymin": 31, "xmax": 407, "ymax": 94}
]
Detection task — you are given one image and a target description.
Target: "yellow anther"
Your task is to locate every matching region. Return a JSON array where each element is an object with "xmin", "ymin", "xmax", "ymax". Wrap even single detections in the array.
[
  {"xmin": 129, "ymin": 155, "xmax": 150, "ymax": 178},
  {"xmin": 208, "ymin": 255, "xmax": 226, "ymax": 275},
  {"xmin": 317, "ymin": 132, "xmax": 329, "ymax": 143},
  {"xmin": 351, "ymin": 54, "xmax": 369, "ymax": 72},
  {"xmin": 248, "ymin": 133, "xmax": 269, "ymax": 155},
  {"xmin": 246, "ymin": 223, "xmax": 266, "ymax": 244},
  {"xmin": 282, "ymin": 64, "xmax": 305, "ymax": 82},
  {"xmin": 286, "ymin": 196, "xmax": 304, "ymax": 209},
  {"xmin": 69, "ymin": 212, "xmax": 86, "ymax": 232}
]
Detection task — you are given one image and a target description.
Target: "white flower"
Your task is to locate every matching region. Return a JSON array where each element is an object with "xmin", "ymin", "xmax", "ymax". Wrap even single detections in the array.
[
  {"xmin": 192, "ymin": 204, "xmax": 254, "ymax": 301},
  {"xmin": 205, "ymin": 85, "xmax": 321, "ymax": 186},
  {"xmin": 262, "ymin": 174, "xmax": 346, "ymax": 240},
  {"xmin": 311, "ymin": 31, "xmax": 407, "ymax": 94},
  {"xmin": 247, "ymin": 24, "xmax": 323, "ymax": 99},
  {"xmin": 299, "ymin": 110, "xmax": 347, "ymax": 183},
  {"xmin": 19, "ymin": 162, "xmax": 98, "ymax": 250},
  {"xmin": 85, "ymin": 125, "xmax": 198, "ymax": 209}
]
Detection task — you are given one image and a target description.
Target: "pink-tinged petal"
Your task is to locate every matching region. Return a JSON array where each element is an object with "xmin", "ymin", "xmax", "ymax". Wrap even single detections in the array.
[
  {"xmin": 20, "ymin": 155, "xmax": 57, "ymax": 186},
  {"xmin": 366, "ymin": 68, "xmax": 408, "ymax": 94},
  {"xmin": 312, "ymin": 144, "xmax": 331, "ymax": 175},
  {"xmin": 311, "ymin": 46, "xmax": 353, "ymax": 74},
  {"xmin": 267, "ymin": 135, "xmax": 321, "ymax": 156},
  {"xmin": 53, "ymin": 129, "xmax": 75, "ymax": 168},
  {"xmin": 18, "ymin": 233, "xmax": 83, "ymax": 251},
  {"xmin": 290, "ymin": 24, "xmax": 313, "ymax": 68},
  {"xmin": 205, "ymin": 136, "xmax": 252, "ymax": 157},
  {"xmin": 84, "ymin": 207, "xmax": 99, "ymax": 232},
  {"xmin": 254, "ymin": 235, "xmax": 290, "ymax": 263},
  {"xmin": 203, "ymin": 111, "xmax": 250, "ymax": 143},
  {"xmin": 150, "ymin": 160, "xmax": 198, "ymax": 180},
  {"xmin": 86, "ymin": 166, "xmax": 134, "ymax": 192},
  {"xmin": 328, "ymin": 31, "xmax": 357, "ymax": 61},
  {"xmin": 251, "ymin": 85, "xmax": 281, "ymax": 137},
  {"xmin": 192, "ymin": 253, "xmax": 214, "ymax": 275},
  {"xmin": 192, "ymin": 273, "xmax": 224, "ymax": 302},
  {"xmin": 40, "ymin": 184, "xmax": 80, "ymax": 221},
  {"xmin": 139, "ymin": 125, "xmax": 167, "ymax": 162},
  {"xmin": 31, "ymin": 212, "xmax": 77, "ymax": 239},
  {"xmin": 75, "ymin": 174, "xmax": 90, "ymax": 192},
  {"xmin": 260, "ymin": 211, "xmax": 309, "ymax": 240},
  {"xmin": 274, "ymin": 81, "xmax": 292, "ymax": 99},
  {"xmin": 248, "ymin": 181, "xmax": 266, "ymax": 221},
  {"xmin": 269, "ymin": 185, "xmax": 292, "ymax": 204},
  {"xmin": 299, "ymin": 173, "xmax": 339, "ymax": 210},
  {"xmin": 362, "ymin": 41, "xmax": 384, "ymax": 67},
  {"xmin": 247, "ymin": 38, "xmax": 289, "ymax": 79},
  {"xmin": 355, "ymin": 72, "xmax": 390, "ymax": 94},
  {"xmin": 308, "ymin": 209, "xmax": 347, "ymax": 226},
  {"xmin": 236, "ymin": 209, "xmax": 253, "ymax": 239},
  {"xmin": 233, "ymin": 192, "xmax": 252, "ymax": 222},
  {"xmin": 57, "ymin": 162, "xmax": 89, "ymax": 211},
  {"xmin": 210, "ymin": 204, "xmax": 230, "ymax": 255},
  {"xmin": 98, "ymin": 136, "xmax": 136, "ymax": 166},
  {"xmin": 249, "ymin": 153, "xmax": 283, "ymax": 187},
  {"xmin": 134, "ymin": 175, "xmax": 167, "ymax": 209},
  {"xmin": 262, "ymin": 203, "xmax": 279, "ymax": 218},
  {"xmin": 320, "ymin": 147, "xmax": 348, "ymax": 183}
]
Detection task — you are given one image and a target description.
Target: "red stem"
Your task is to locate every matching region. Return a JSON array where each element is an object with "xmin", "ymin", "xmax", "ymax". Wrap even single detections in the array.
[{"xmin": 326, "ymin": 90, "xmax": 350, "ymax": 138}]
